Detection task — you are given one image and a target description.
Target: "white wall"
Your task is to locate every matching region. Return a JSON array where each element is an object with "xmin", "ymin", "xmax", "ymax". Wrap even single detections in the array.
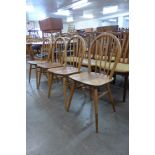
[
  {"xmin": 118, "ymin": 16, "xmax": 129, "ymax": 28},
  {"xmin": 64, "ymin": 16, "xmax": 128, "ymax": 31},
  {"xmin": 62, "ymin": 23, "xmax": 68, "ymax": 33},
  {"xmin": 123, "ymin": 19, "xmax": 129, "ymax": 28},
  {"xmin": 73, "ymin": 19, "xmax": 102, "ymax": 30},
  {"xmin": 101, "ymin": 21, "xmax": 118, "ymax": 26}
]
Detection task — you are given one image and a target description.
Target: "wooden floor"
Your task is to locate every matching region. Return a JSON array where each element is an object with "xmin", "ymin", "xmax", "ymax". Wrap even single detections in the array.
[{"xmin": 26, "ymin": 59, "xmax": 129, "ymax": 155}]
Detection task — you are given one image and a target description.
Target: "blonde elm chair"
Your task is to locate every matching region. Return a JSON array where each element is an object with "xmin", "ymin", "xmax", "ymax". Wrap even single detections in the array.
[
  {"xmin": 113, "ymin": 31, "xmax": 129, "ymax": 102},
  {"xmin": 66, "ymin": 32, "xmax": 122, "ymax": 133},
  {"xmin": 27, "ymin": 38, "xmax": 52, "ymax": 87},
  {"xmin": 37, "ymin": 37, "xmax": 67, "ymax": 89},
  {"xmin": 47, "ymin": 35, "xmax": 87, "ymax": 110}
]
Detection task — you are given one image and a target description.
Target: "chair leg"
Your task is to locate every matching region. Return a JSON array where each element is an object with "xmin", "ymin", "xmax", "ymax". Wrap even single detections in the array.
[
  {"xmin": 48, "ymin": 73, "xmax": 53, "ymax": 98},
  {"xmin": 89, "ymin": 87, "xmax": 94, "ymax": 101},
  {"xmin": 35, "ymin": 65, "xmax": 38, "ymax": 89},
  {"xmin": 93, "ymin": 88, "xmax": 99, "ymax": 133},
  {"xmin": 112, "ymin": 73, "xmax": 116, "ymax": 84},
  {"xmin": 106, "ymin": 84, "xmax": 116, "ymax": 112},
  {"xmin": 29, "ymin": 64, "xmax": 32, "ymax": 83},
  {"xmin": 37, "ymin": 67, "xmax": 42, "ymax": 89},
  {"xmin": 63, "ymin": 77, "xmax": 67, "ymax": 110},
  {"xmin": 66, "ymin": 82, "xmax": 75, "ymax": 112},
  {"xmin": 123, "ymin": 73, "xmax": 128, "ymax": 102}
]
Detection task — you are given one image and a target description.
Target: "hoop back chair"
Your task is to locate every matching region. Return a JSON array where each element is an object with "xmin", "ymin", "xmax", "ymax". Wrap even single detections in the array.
[
  {"xmin": 67, "ymin": 32, "xmax": 122, "ymax": 133},
  {"xmin": 27, "ymin": 38, "xmax": 52, "ymax": 87},
  {"xmin": 119, "ymin": 31, "xmax": 129, "ymax": 63},
  {"xmin": 79, "ymin": 32, "xmax": 101, "ymax": 68},
  {"xmin": 112, "ymin": 31, "xmax": 129, "ymax": 102},
  {"xmin": 37, "ymin": 37, "xmax": 67, "ymax": 89},
  {"xmin": 33, "ymin": 38, "xmax": 52, "ymax": 60},
  {"xmin": 47, "ymin": 35, "xmax": 86, "ymax": 110}
]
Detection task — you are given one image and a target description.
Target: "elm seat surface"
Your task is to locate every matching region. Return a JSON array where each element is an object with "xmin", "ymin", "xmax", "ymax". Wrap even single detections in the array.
[
  {"xmin": 37, "ymin": 62, "xmax": 63, "ymax": 69},
  {"xmin": 27, "ymin": 60, "xmax": 48, "ymax": 65},
  {"xmin": 69, "ymin": 72, "xmax": 113, "ymax": 87},
  {"xmin": 48, "ymin": 66, "xmax": 80, "ymax": 76}
]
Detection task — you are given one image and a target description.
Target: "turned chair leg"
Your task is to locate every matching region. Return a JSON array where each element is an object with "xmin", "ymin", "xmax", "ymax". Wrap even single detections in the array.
[
  {"xmin": 93, "ymin": 88, "xmax": 99, "ymax": 133},
  {"xmin": 106, "ymin": 84, "xmax": 116, "ymax": 112},
  {"xmin": 35, "ymin": 65, "xmax": 38, "ymax": 89},
  {"xmin": 29, "ymin": 64, "xmax": 32, "ymax": 83},
  {"xmin": 48, "ymin": 73, "xmax": 53, "ymax": 98},
  {"xmin": 112, "ymin": 73, "xmax": 116, "ymax": 84},
  {"xmin": 66, "ymin": 82, "xmax": 75, "ymax": 112},
  {"xmin": 37, "ymin": 67, "xmax": 42, "ymax": 89},
  {"xmin": 89, "ymin": 87, "xmax": 94, "ymax": 101},
  {"xmin": 123, "ymin": 73, "xmax": 129, "ymax": 102},
  {"xmin": 63, "ymin": 77, "xmax": 67, "ymax": 110}
]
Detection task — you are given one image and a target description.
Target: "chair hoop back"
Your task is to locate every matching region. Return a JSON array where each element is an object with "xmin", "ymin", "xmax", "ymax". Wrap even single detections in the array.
[
  {"xmin": 66, "ymin": 35, "xmax": 87, "ymax": 70},
  {"xmin": 88, "ymin": 32, "xmax": 122, "ymax": 79},
  {"xmin": 52, "ymin": 37, "xmax": 67, "ymax": 65},
  {"xmin": 121, "ymin": 31, "xmax": 129, "ymax": 64}
]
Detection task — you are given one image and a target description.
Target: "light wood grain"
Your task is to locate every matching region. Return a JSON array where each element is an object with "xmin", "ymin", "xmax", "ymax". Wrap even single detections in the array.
[
  {"xmin": 67, "ymin": 32, "xmax": 122, "ymax": 133},
  {"xmin": 48, "ymin": 66, "xmax": 80, "ymax": 76},
  {"xmin": 37, "ymin": 37, "xmax": 67, "ymax": 89},
  {"xmin": 47, "ymin": 35, "xmax": 87, "ymax": 108},
  {"xmin": 27, "ymin": 38, "xmax": 52, "ymax": 88},
  {"xmin": 69, "ymin": 72, "xmax": 113, "ymax": 87}
]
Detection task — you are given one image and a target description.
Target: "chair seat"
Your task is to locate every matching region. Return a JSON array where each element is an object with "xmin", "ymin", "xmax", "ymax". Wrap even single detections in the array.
[
  {"xmin": 67, "ymin": 56, "xmax": 96, "ymax": 67},
  {"xmin": 48, "ymin": 66, "xmax": 80, "ymax": 76},
  {"xmin": 69, "ymin": 72, "xmax": 113, "ymax": 87},
  {"xmin": 27, "ymin": 60, "xmax": 48, "ymax": 65},
  {"xmin": 37, "ymin": 62, "xmax": 63, "ymax": 69},
  {"xmin": 96, "ymin": 60, "xmax": 129, "ymax": 73},
  {"xmin": 115, "ymin": 63, "xmax": 129, "ymax": 73},
  {"xmin": 82, "ymin": 58, "xmax": 96, "ymax": 66},
  {"xmin": 66, "ymin": 56, "xmax": 81, "ymax": 63}
]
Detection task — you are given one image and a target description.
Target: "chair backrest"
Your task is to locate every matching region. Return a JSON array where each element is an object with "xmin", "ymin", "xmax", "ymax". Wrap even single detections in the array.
[
  {"xmin": 88, "ymin": 32, "xmax": 122, "ymax": 79},
  {"xmin": 51, "ymin": 37, "xmax": 67, "ymax": 65},
  {"xmin": 60, "ymin": 33, "xmax": 73, "ymax": 38},
  {"xmin": 46, "ymin": 38, "xmax": 56, "ymax": 62},
  {"xmin": 120, "ymin": 31, "xmax": 129, "ymax": 64},
  {"xmin": 39, "ymin": 38, "xmax": 51, "ymax": 60},
  {"xmin": 41, "ymin": 38, "xmax": 51, "ymax": 48},
  {"xmin": 82, "ymin": 32, "xmax": 101, "ymax": 58},
  {"xmin": 32, "ymin": 38, "xmax": 51, "ymax": 60},
  {"xmin": 66, "ymin": 35, "xmax": 87, "ymax": 70}
]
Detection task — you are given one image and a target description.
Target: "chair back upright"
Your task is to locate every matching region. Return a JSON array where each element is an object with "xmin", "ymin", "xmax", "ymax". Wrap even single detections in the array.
[
  {"xmin": 120, "ymin": 31, "xmax": 129, "ymax": 64},
  {"xmin": 82, "ymin": 32, "xmax": 100, "ymax": 58},
  {"xmin": 39, "ymin": 38, "xmax": 51, "ymax": 61},
  {"xmin": 51, "ymin": 37, "xmax": 67, "ymax": 65},
  {"xmin": 88, "ymin": 32, "xmax": 122, "ymax": 79},
  {"xmin": 66, "ymin": 35, "xmax": 86, "ymax": 71}
]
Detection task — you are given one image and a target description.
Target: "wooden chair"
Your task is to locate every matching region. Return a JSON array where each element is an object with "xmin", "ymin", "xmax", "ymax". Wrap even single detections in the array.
[
  {"xmin": 66, "ymin": 32, "xmax": 122, "ymax": 133},
  {"xmin": 95, "ymin": 31, "xmax": 129, "ymax": 102},
  {"xmin": 65, "ymin": 32, "xmax": 100, "ymax": 69},
  {"xmin": 47, "ymin": 35, "xmax": 86, "ymax": 110},
  {"xmin": 27, "ymin": 38, "xmax": 52, "ymax": 87},
  {"xmin": 112, "ymin": 31, "xmax": 129, "ymax": 102},
  {"xmin": 37, "ymin": 37, "xmax": 67, "ymax": 89}
]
